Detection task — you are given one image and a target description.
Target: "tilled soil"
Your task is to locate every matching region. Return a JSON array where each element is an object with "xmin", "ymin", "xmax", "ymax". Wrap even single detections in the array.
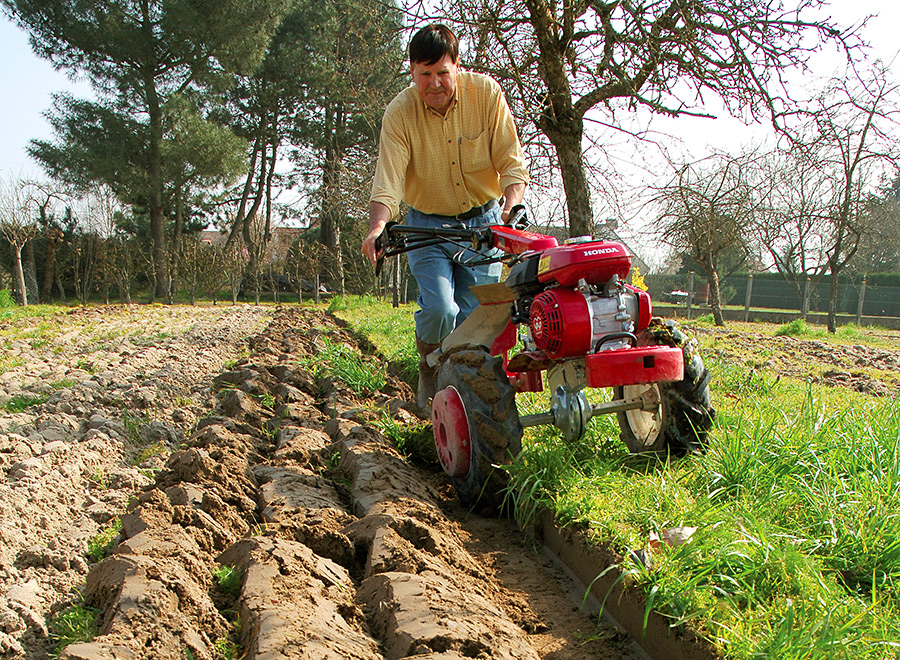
[
  {"xmin": 690, "ymin": 323, "xmax": 900, "ymax": 396},
  {"xmin": 1, "ymin": 305, "xmax": 633, "ymax": 660}
]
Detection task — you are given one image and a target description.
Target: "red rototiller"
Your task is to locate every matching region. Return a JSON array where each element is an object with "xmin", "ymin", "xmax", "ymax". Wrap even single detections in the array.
[{"xmin": 376, "ymin": 207, "xmax": 714, "ymax": 505}]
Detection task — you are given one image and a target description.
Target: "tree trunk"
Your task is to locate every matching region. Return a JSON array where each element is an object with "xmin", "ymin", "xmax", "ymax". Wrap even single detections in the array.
[
  {"xmin": 55, "ymin": 272, "xmax": 66, "ymax": 303},
  {"xmin": 13, "ymin": 245, "xmax": 27, "ymax": 306},
  {"xmin": 144, "ymin": 54, "xmax": 169, "ymax": 301},
  {"xmin": 707, "ymin": 269, "xmax": 726, "ymax": 327},
  {"xmin": 169, "ymin": 187, "xmax": 184, "ymax": 304},
  {"xmin": 41, "ymin": 229, "xmax": 61, "ymax": 302},
  {"xmin": 541, "ymin": 117, "xmax": 593, "ymax": 237},
  {"xmin": 320, "ymin": 104, "xmax": 347, "ymax": 296},
  {"xmin": 525, "ymin": 0, "xmax": 594, "ymax": 238},
  {"xmin": 23, "ymin": 240, "xmax": 39, "ymax": 304},
  {"xmin": 827, "ymin": 273, "xmax": 839, "ymax": 333}
]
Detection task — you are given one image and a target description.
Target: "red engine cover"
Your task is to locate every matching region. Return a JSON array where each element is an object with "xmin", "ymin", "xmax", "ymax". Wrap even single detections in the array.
[
  {"xmin": 537, "ymin": 241, "xmax": 632, "ymax": 287},
  {"xmin": 529, "ymin": 288, "xmax": 592, "ymax": 359}
]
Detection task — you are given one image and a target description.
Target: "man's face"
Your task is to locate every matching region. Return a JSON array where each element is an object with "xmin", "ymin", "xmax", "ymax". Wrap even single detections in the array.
[{"xmin": 411, "ymin": 54, "xmax": 459, "ymax": 115}]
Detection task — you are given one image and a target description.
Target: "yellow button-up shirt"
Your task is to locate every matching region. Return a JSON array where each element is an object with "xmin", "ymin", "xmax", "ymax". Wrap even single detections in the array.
[{"xmin": 370, "ymin": 71, "xmax": 529, "ymax": 219}]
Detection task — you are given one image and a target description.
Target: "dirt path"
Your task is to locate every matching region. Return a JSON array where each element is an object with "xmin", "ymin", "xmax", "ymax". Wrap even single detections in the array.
[{"xmin": 1, "ymin": 305, "xmax": 635, "ymax": 660}]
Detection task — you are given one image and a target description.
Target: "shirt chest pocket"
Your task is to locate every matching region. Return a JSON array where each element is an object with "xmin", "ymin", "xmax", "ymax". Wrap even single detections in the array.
[{"xmin": 459, "ymin": 132, "xmax": 492, "ymax": 173}]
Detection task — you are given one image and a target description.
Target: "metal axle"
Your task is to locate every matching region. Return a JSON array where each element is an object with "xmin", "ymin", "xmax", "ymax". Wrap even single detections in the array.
[{"xmin": 519, "ymin": 389, "xmax": 659, "ymax": 430}]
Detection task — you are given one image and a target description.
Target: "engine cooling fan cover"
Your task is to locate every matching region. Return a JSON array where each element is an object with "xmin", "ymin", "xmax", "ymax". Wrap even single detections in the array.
[{"xmin": 529, "ymin": 288, "xmax": 592, "ymax": 359}]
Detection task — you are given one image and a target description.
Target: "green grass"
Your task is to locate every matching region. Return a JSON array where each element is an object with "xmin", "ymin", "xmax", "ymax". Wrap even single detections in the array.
[
  {"xmin": 87, "ymin": 518, "xmax": 123, "ymax": 562},
  {"xmin": 338, "ymin": 295, "xmax": 900, "ymax": 660},
  {"xmin": 506, "ymin": 370, "xmax": 900, "ymax": 658},
  {"xmin": 2, "ymin": 394, "xmax": 50, "ymax": 414},
  {"xmin": 375, "ymin": 411, "xmax": 438, "ymax": 467},
  {"xmin": 773, "ymin": 318, "xmax": 867, "ymax": 342},
  {"xmin": 330, "ymin": 295, "xmax": 418, "ymax": 380},
  {"xmin": 48, "ymin": 599, "xmax": 100, "ymax": 657},
  {"xmin": 51, "ymin": 378, "xmax": 78, "ymax": 390},
  {"xmin": 301, "ymin": 335, "xmax": 387, "ymax": 395},
  {"xmin": 213, "ymin": 564, "xmax": 243, "ymax": 598}
]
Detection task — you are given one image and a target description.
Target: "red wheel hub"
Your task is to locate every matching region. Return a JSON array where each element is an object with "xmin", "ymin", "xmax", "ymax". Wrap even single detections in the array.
[{"xmin": 431, "ymin": 386, "xmax": 471, "ymax": 478}]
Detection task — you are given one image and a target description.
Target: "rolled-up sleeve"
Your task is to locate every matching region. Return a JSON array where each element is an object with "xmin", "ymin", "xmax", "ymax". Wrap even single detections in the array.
[
  {"xmin": 489, "ymin": 85, "xmax": 529, "ymax": 191},
  {"xmin": 370, "ymin": 102, "xmax": 409, "ymax": 220}
]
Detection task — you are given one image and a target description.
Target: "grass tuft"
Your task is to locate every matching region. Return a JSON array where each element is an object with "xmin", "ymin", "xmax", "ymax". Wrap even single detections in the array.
[
  {"xmin": 48, "ymin": 599, "xmax": 100, "ymax": 657},
  {"xmin": 375, "ymin": 411, "xmax": 437, "ymax": 467},
  {"xmin": 301, "ymin": 337, "xmax": 386, "ymax": 395},
  {"xmin": 87, "ymin": 518, "xmax": 123, "ymax": 562},
  {"xmin": 773, "ymin": 318, "xmax": 823, "ymax": 338},
  {"xmin": 213, "ymin": 564, "xmax": 243, "ymax": 598},
  {"xmin": 2, "ymin": 394, "xmax": 50, "ymax": 414}
]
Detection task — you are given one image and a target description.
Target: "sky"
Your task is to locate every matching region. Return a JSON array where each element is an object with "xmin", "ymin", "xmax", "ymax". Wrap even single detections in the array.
[{"xmin": 0, "ymin": 1, "xmax": 897, "ymax": 181}]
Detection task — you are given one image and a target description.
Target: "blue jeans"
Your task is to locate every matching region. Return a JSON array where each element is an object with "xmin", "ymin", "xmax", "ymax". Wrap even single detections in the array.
[{"xmin": 405, "ymin": 205, "xmax": 504, "ymax": 344}]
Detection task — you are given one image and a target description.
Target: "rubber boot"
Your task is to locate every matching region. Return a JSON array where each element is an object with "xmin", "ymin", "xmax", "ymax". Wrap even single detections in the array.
[{"xmin": 416, "ymin": 336, "xmax": 442, "ymax": 412}]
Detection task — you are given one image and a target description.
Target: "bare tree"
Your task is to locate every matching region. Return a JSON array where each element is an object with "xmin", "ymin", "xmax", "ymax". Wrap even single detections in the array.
[
  {"xmin": 855, "ymin": 177, "xmax": 900, "ymax": 273},
  {"xmin": 0, "ymin": 178, "xmax": 39, "ymax": 305},
  {"xmin": 652, "ymin": 153, "xmax": 758, "ymax": 326},
  {"xmin": 754, "ymin": 144, "xmax": 833, "ymax": 315},
  {"xmin": 793, "ymin": 63, "xmax": 900, "ymax": 332},
  {"xmin": 435, "ymin": 0, "xmax": 861, "ymax": 237}
]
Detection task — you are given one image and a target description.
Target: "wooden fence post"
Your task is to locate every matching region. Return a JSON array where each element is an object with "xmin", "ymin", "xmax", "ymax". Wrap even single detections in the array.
[
  {"xmin": 744, "ymin": 273, "xmax": 753, "ymax": 322},
  {"xmin": 687, "ymin": 272, "xmax": 695, "ymax": 320},
  {"xmin": 392, "ymin": 255, "xmax": 400, "ymax": 308},
  {"xmin": 802, "ymin": 277, "xmax": 811, "ymax": 319},
  {"xmin": 856, "ymin": 275, "xmax": 867, "ymax": 325}
]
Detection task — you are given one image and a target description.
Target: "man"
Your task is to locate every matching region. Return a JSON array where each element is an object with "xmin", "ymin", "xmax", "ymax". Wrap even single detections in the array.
[{"xmin": 362, "ymin": 23, "xmax": 529, "ymax": 409}]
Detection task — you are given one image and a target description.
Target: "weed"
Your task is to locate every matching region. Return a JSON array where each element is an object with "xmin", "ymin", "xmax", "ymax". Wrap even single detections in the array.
[
  {"xmin": 328, "ymin": 297, "xmax": 417, "ymax": 378},
  {"xmin": 122, "ymin": 411, "xmax": 148, "ymax": 445},
  {"xmin": 694, "ymin": 313, "xmax": 716, "ymax": 325},
  {"xmin": 133, "ymin": 441, "xmax": 167, "ymax": 465},
  {"xmin": 51, "ymin": 378, "xmax": 77, "ymax": 390},
  {"xmin": 0, "ymin": 355, "xmax": 25, "ymax": 374},
  {"xmin": 223, "ymin": 348, "xmax": 250, "ymax": 371},
  {"xmin": 75, "ymin": 358, "xmax": 97, "ymax": 374},
  {"xmin": 87, "ymin": 469, "xmax": 109, "ymax": 490},
  {"xmin": 213, "ymin": 565, "xmax": 243, "ymax": 598},
  {"xmin": 0, "ymin": 289, "xmax": 15, "ymax": 308},
  {"xmin": 327, "ymin": 295, "xmax": 347, "ymax": 312},
  {"xmin": 251, "ymin": 522, "xmax": 279, "ymax": 537},
  {"xmin": 212, "ymin": 636, "xmax": 241, "ymax": 660},
  {"xmin": 87, "ymin": 518, "xmax": 122, "ymax": 562},
  {"xmin": 375, "ymin": 412, "xmax": 437, "ymax": 467},
  {"xmin": 128, "ymin": 330, "xmax": 170, "ymax": 347},
  {"xmin": 774, "ymin": 318, "xmax": 824, "ymax": 338},
  {"xmin": 2, "ymin": 394, "xmax": 50, "ymax": 414},
  {"xmin": 256, "ymin": 392, "xmax": 276, "ymax": 409},
  {"xmin": 836, "ymin": 323, "xmax": 860, "ymax": 340},
  {"xmin": 48, "ymin": 598, "xmax": 100, "ymax": 657},
  {"xmin": 301, "ymin": 338, "xmax": 386, "ymax": 395}
]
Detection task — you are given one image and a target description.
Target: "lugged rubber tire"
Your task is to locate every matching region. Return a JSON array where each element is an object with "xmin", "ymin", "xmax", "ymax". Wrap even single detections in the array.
[
  {"xmin": 434, "ymin": 346, "xmax": 523, "ymax": 508},
  {"xmin": 615, "ymin": 319, "xmax": 715, "ymax": 455}
]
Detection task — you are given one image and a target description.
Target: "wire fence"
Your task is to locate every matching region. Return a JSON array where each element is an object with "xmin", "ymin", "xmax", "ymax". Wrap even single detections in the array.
[{"xmin": 646, "ymin": 273, "xmax": 900, "ymax": 319}]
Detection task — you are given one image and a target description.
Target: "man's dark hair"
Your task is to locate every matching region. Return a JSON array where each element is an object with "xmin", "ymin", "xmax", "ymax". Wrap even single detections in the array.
[{"xmin": 409, "ymin": 24, "xmax": 459, "ymax": 65}]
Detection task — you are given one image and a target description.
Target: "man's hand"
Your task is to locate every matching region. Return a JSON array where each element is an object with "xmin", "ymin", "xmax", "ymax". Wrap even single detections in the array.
[
  {"xmin": 363, "ymin": 202, "xmax": 392, "ymax": 267},
  {"xmin": 362, "ymin": 225, "xmax": 385, "ymax": 267},
  {"xmin": 500, "ymin": 182, "xmax": 526, "ymax": 224}
]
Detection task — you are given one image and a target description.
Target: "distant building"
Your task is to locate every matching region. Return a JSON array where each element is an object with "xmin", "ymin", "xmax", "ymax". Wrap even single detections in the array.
[{"xmin": 198, "ymin": 226, "xmax": 305, "ymax": 263}]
